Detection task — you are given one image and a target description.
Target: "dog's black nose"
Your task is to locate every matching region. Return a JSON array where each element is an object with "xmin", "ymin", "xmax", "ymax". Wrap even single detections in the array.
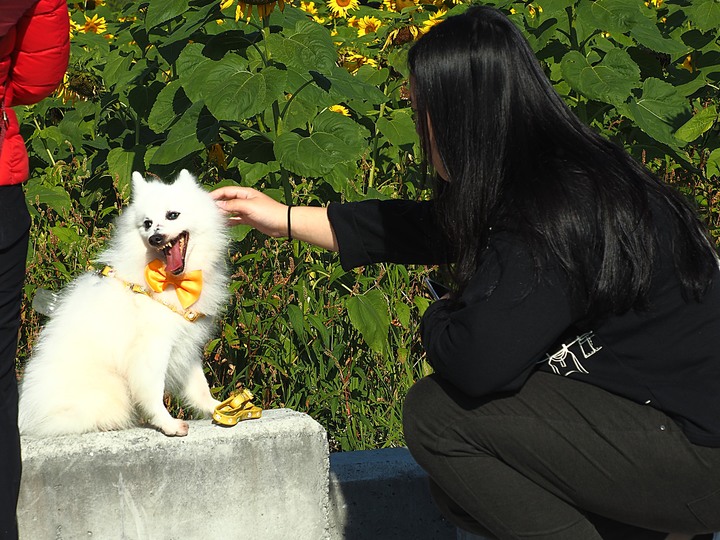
[{"xmin": 148, "ymin": 234, "xmax": 165, "ymax": 247}]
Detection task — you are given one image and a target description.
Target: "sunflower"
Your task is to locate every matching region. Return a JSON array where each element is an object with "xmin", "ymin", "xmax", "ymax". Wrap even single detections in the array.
[
  {"xmin": 300, "ymin": 1, "xmax": 326, "ymax": 23},
  {"xmin": 328, "ymin": 105, "xmax": 351, "ymax": 116},
  {"xmin": 207, "ymin": 144, "xmax": 228, "ymax": 170},
  {"xmin": 56, "ymin": 74, "xmax": 81, "ymax": 105},
  {"xmin": 327, "ymin": 0, "xmax": 360, "ymax": 18},
  {"xmin": 526, "ymin": 3, "xmax": 542, "ymax": 18},
  {"xmin": 220, "ymin": 0, "xmax": 285, "ymax": 21},
  {"xmin": 300, "ymin": 1, "xmax": 319, "ymax": 15},
  {"xmin": 430, "ymin": 0, "xmax": 459, "ymax": 7},
  {"xmin": 82, "ymin": 14, "xmax": 107, "ymax": 34},
  {"xmin": 383, "ymin": 24, "xmax": 420, "ymax": 49},
  {"xmin": 382, "ymin": 0, "xmax": 417, "ymax": 11},
  {"xmin": 56, "ymin": 68, "xmax": 102, "ymax": 104},
  {"xmin": 356, "ymin": 16, "xmax": 382, "ymax": 36},
  {"xmin": 421, "ymin": 9, "xmax": 446, "ymax": 33},
  {"xmin": 341, "ymin": 51, "xmax": 378, "ymax": 73},
  {"xmin": 69, "ymin": 18, "xmax": 82, "ymax": 37}
]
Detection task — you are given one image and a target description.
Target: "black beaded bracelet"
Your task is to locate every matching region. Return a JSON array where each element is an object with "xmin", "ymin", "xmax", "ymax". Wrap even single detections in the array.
[{"xmin": 287, "ymin": 204, "xmax": 293, "ymax": 241}]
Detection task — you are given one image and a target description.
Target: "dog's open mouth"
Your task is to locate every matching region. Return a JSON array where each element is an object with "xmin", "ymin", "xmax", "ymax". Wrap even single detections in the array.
[{"xmin": 158, "ymin": 231, "xmax": 189, "ymax": 276}]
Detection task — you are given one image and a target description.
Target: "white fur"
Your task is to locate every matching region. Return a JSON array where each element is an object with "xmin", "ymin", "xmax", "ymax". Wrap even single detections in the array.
[{"xmin": 19, "ymin": 170, "xmax": 229, "ymax": 437}]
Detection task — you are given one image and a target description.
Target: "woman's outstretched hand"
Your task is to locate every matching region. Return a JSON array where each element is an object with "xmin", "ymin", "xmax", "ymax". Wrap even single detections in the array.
[
  {"xmin": 211, "ymin": 186, "xmax": 288, "ymax": 238},
  {"xmin": 210, "ymin": 185, "xmax": 339, "ymax": 251}
]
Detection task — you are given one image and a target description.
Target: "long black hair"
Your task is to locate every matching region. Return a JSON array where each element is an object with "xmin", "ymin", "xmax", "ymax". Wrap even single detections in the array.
[{"xmin": 408, "ymin": 5, "xmax": 717, "ymax": 321}]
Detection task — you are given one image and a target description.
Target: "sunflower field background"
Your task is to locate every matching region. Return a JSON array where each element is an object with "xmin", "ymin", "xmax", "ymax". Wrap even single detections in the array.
[{"xmin": 16, "ymin": 0, "xmax": 720, "ymax": 451}]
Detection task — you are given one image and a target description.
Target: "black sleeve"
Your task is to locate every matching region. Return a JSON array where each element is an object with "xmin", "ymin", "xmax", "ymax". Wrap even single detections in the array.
[
  {"xmin": 326, "ymin": 199, "xmax": 450, "ymax": 270},
  {"xmin": 420, "ymin": 233, "xmax": 575, "ymax": 397}
]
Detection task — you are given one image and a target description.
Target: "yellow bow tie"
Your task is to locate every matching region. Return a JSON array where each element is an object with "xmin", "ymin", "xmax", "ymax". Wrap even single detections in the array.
[{"xmin": 144, "ymin": 259, "xmax": 203, "ymax": 309}]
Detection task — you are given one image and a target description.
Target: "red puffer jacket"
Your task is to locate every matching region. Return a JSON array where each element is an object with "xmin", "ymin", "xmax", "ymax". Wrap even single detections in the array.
[{"xmin": 0, "ymin": 0, "xmax": 69, "ymax": 186}]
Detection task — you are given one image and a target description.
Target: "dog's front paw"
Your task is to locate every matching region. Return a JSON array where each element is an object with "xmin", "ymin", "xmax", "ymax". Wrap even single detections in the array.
[
  {"xmin": 202, "ymin": 398, "xmax": 222, "ymax": 416},
  {"xmin": 159, "ymin": 419, "xmax": 189, "ymax": 437}
]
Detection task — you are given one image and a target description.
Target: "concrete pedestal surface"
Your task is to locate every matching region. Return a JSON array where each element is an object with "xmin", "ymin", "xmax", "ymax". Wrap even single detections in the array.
[{"xmin": 18, "ymin": 409, "xmax": 328, "ymax": 540}]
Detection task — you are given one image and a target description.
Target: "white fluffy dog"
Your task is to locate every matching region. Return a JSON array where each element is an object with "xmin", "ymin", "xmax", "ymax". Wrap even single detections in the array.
[{"xmin": 19, "ymin": 170, "xmax": 229, "ymax": 437}]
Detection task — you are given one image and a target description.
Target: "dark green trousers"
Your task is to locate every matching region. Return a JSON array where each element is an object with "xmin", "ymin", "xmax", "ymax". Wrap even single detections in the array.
[{"xmin": 403, "ymin": 371, "xmax": 720, "ymax": 540}]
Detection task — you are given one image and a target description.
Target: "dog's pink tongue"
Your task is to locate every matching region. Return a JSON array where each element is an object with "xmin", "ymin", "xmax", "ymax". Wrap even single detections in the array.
[{"xmin": 165, "ymin": 242, "xmax": 184, "ymax": 274}]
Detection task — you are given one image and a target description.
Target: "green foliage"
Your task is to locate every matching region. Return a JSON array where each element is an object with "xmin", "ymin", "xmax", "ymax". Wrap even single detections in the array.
[{"xmin": 15, "ymin": 0, "xmax": 720, "ymax": 450}]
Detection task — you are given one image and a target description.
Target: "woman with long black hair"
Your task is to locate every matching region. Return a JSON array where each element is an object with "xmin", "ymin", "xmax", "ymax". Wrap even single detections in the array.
[{"xmin": 212, "ymin": 6, "xmax": 720, "ymax": 538}]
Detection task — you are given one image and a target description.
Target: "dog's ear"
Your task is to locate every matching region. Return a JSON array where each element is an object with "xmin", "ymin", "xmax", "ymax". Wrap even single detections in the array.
[
  {"xmin": 174, "ymin": 169, "xmax": 197, "ymax": 188},
  {"xmin": 131, "ymin": 171, "xmax": 146, "ymax": 199}
]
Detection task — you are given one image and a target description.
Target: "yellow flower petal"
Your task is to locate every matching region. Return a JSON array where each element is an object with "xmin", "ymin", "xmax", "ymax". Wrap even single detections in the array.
[
  {"xmin": 681, "ymin": 55, "xmax": 693, "ymax": 73},
  {"xmin": 329, "ymin": 105, "xmax": 350, "ymax": 116},
  {"xmin": 326, "ymin": 0, "xmax": 360, "ymax": 18}
]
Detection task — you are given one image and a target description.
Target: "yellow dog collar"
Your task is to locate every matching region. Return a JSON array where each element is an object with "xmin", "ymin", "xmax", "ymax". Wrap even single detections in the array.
[{"xmin": 98, "ymin": 265, "xmax": 204, "ymax": 322}]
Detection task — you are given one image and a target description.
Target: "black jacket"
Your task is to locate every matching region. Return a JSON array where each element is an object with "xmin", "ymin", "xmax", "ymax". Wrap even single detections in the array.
[{"xmin": 328, "ymin": 198, "xmax": 720, "ymax": 447}]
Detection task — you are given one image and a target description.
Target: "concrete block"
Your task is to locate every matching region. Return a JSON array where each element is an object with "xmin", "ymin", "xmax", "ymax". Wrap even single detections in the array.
[
  {"xmin": 328, "ymin": 447, "xmax": 455, "ymax": 540},
  {"xmin": 18, "ymin": 409, "xmax": 329, "ymax": 540}
]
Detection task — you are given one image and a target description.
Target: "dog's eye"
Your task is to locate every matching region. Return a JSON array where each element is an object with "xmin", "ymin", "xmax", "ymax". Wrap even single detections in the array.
[
  {"xmin": 143, "ymin": 219, "xmax": 152, "ymax": 230},
  {"xmin": 166, "ymin": 211, "xmax": 180, "ymax": 220}
]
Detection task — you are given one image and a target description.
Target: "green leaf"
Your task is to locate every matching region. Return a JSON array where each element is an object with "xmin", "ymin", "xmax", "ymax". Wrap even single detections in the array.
[
  {"xmin": 266, "ymin": 20, "xmax": 338, "ymax": 73},
  {"xmin": 145, "ymin": 0, "xmax": 188, "ymax": 29},
  {"xmin": 286, "ymin": 304, "xmax": 307, "ymax": 341},
  {"xmin": 150, "ymin": 102, "xmax": 219, "ymax": 165},
  {"xmin": 395, "ymin": 301, "xmax": 411, "ymax": 328},
  {"xmin": 148, "ymin": 81, "xmax": 192, "ymax": 133},
  {"xmin": 228, "ymin": 224, "xmax": 252, "ymax": 242},
  {"xmin": 275, "ymin": 131, "xmax": 355, "ymax": 177},
  {"xmin": 182, "ymin": 53, "xmax": 246, "ymax": 101},
  {"xmin": 323, "ymin": 66, "xmax": 387, "ymax": 105},
  {"xmin": 314, "ymin": 109, "xmax": 369, "ymax": 148},
  {"xmin": 674, "ymin": 74, "xmax": 711, "ymax": 98},
  {"xmin": 275, "ymin": 111, "xmax": 368, "ymax": 177},
  {"xmin": 24, "ymin": 181, "xmax": 72, "ymax": 215},
  {"xmin": 207, "ymin": 71, "xmax": 264, "ymax": 121},
  {"xmin": 50, "ymin": 226, "xmax": 81, "ymax": 246},
  {"xmin": 577, "ymin": 0, "xmax": 643, "ymax": 35},
  {"xmin": 675, "ymin": 106, "xmax": 718, "ymax": 143},
  {"xmin": 629, "ymin": 22, "xmax": 689, "ymax": 57},
  {"xmin": 685, "ymin": 0, "xmax": 720, "ymax": 33},
  {"xmin": 537, "ymin": 0, "xmax": 575, "ymax": 16},
  {"xmin": 413, "ymin": 295, "xmax": 430, "ymax": 316},
  {"xmin": 279, "ymin": 94, "xmax": 317, "ymax": 131},
  {"xmin": 345, "ymin": 289, "xmax": 390, "ymax": 354},
  {"xmin": 181, "ymin": 52, "xmax": 287, "ymax": 122},
  {"xmin": 376, "ymin": 110, "xmax": 417, "ymax": 148},
  {"xmin": 107, "ymin": 147, "xmax": 145, "ymax": 194},
  {"xmin": 620, "ymin": 78, "xmax": 690, "ymax": 149},
  {"xmin": 176, "ymin": 43, "xmax": 208, "ymax": 80},
  {"xmin": 354, "ymin": 65, "xmax": 390, "ymax": 87},
  {"xmin": 561, "ymin": 48, "xmax": 640, "ymax": 105},
  {"xmin": 578, "ymin": 0, "xmax": 687, "ymax": 56},
  {"xmin": 284, "ymin": 68, "xmax": 336, "ymax": 108},
  {"xmin": 386, "ymin": 48, "xmax": 409, "ymax": 78},
  {"xmin": 102, "ymin": 50, "xmax": 134, "ymax": 91},
  {"xmin": 707, "ymin": 147, "xmax": 720, "ymax": 178},
  {"xmin": 323, "ymin": 161, "xmax": 356, "ymax": 194},
  {"xmin": 257, "ymin": 67, "xmax": 289, "ymax": 112}
]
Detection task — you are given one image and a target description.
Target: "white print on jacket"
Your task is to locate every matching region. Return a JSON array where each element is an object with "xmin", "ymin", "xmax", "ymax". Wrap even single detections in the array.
[{"xmin": 542, "ymin": 332, "xmax": 602, "ymax": 376}]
